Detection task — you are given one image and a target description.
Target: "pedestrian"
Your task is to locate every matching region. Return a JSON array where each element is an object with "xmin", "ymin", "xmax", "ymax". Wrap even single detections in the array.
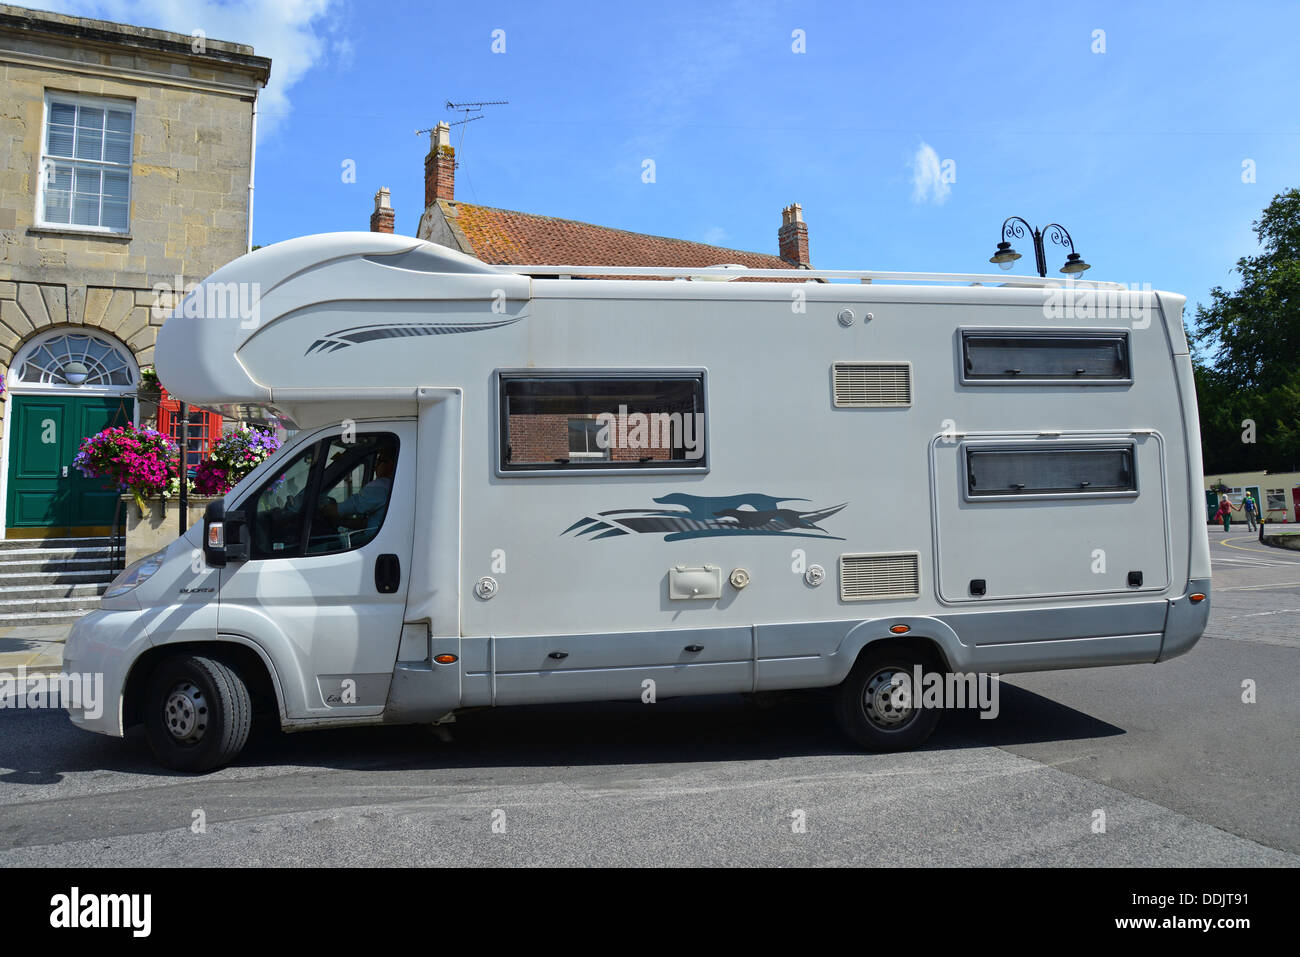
[
  {"xmin": 1215, "ymin": 495, "xmax": 1233, "ymax": 531},
  {"xmin": 1243, "ymin": 492, "xmax": 1259, "ymax": 532}
]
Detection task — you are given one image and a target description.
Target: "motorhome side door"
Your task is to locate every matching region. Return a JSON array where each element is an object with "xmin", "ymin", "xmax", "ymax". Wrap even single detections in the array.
[{"xmin": 216, "ymin": 421, "xmax": 417, "ymax": 716}]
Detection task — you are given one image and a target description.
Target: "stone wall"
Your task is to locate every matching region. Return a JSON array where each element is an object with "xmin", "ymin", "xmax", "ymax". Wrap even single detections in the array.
[
  {"xmin": 123, "ymin": 494, "xmax": 218, "ymax": 565},
  {"xmin": 0, "ymin": 4, "xmax": 269, "ymax": 532}
]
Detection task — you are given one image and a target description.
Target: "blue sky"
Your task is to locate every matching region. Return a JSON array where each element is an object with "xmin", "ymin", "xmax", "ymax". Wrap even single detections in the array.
[{"xmin": 42, "ymin": 0, "xmax": 1300, "ymax": 321}]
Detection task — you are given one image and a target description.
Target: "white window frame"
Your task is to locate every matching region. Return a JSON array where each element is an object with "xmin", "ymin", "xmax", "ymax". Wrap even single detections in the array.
[
  {"xmin": 36, "ymin": 91, "xmax": 135, "ymax": 235},
  {"xmin": 567, "ymin": 417, "xmax": 611, "ymax": 461}
]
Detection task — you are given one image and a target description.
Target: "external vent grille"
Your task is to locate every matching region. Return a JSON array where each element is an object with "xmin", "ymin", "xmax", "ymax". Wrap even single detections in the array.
[
  {"xmin": 832, "ymin": 362, "xmax": 912, "ymax": 407},
  {"xmin": 840, "ymin": 552, "xmax": 921, "ymax": 601}
]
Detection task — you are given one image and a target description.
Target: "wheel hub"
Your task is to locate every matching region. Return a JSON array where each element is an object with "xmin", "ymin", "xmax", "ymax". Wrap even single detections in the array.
[
  {"xmin": 863, "ymin": 668, "xmax": 914, "ymax": 729},
  {"xmin": 164, "ymin": 681, "xmax": 208, "ymax": 744}
]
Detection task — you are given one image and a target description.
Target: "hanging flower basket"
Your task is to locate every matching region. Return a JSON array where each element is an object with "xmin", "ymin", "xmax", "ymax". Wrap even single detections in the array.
[
  {"xmin": 193, "ymin": 424, "xmax": 281, "ymax": 496},
  {"xmin": 73, "ymin": 425, "xmax": 179, "ymax": 516}
]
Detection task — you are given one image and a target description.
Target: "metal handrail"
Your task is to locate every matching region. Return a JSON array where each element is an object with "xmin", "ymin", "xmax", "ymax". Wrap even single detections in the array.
[{"xmin": 109, "ymin": 496, "xmax": 124, "ymax": 573}]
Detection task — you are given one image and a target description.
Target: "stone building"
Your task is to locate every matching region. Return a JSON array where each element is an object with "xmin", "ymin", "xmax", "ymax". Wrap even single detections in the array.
[{"xmin": 0, "ymin": 3, "xmax": 270, "ymax": 541}]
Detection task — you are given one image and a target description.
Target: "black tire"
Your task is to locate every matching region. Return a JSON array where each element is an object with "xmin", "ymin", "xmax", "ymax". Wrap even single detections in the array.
[
  {"xmin": 834, "ymin": 641, "xmax": 943, "ymax": 752},
  {"xmin": 143, "ymin": 655, "xmax": 252, "ymax": 772}
]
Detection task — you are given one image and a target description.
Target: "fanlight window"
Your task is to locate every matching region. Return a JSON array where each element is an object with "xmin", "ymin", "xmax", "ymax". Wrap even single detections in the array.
[{"xmin": 16, "ymin": 332, "xmax": 136, "ymax": 387}]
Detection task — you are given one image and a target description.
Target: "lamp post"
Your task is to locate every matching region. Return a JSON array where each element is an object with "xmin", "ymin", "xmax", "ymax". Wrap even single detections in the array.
[{"xmin": 989, "ymin": 217, "xmax": 1091, "ymax": 278}]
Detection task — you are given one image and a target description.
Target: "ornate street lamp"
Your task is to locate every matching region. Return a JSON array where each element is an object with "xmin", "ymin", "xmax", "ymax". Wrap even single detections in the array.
[{"xmin": 989, "ymin": 217, "xmax": 1090, "ymax": 277}]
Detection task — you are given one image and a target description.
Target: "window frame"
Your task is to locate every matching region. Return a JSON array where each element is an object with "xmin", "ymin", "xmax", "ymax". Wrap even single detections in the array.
[
  {"xmin": 158, "ymin": 387, "xmax": 223, "ymax": 469},
  {"xmin": 303, "ymin": 433, "xmax": 400, "ymax": 557},
  {"xmin": 36, "ymin": 90, "xmax": 136, "ymax": 235},
  {"xmin": 495, "ymin": 368, "xmax": 710, "ymax": 477},
  {"xmin": 959, "ymin": 328, "xmax": 1133, "ymax": 386},
  {"xmin": 961, "ymin": 441, "xmax": 1140, "ymax": 502},
  {"xmin": 566, "ymin": 416, "xmax": 611, "ymax": 461},
  {"xmin": 241, "ymin": 431, "xmax": 400, "ymax": 560}
]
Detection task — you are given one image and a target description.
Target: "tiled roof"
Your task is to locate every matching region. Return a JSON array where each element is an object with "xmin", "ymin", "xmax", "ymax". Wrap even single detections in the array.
[{"xmin": 437, "ymin": 199, "xmax": 806, "ymax": 278}]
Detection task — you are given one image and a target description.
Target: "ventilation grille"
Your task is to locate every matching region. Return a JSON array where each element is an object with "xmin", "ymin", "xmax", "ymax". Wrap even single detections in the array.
[
  {"xmin": 840, "ymin": 552, "xmax": 921, "ymax": 601},
  {"xmin": 832, "ymin": 362, "xmax": 912, "ymax": 407}
]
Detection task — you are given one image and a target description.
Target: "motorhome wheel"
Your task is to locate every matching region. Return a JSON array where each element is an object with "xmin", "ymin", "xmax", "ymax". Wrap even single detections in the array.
[
  {"xmin": 834, "ymin": 642, "xmax": 942, "ymax": 751},
  {"xmin": 143, "ymin": 655, "xmax": 253, "ymax": 772}
]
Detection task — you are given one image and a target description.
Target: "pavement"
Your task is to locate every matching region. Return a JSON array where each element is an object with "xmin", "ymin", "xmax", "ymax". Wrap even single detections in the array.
[{"xmin": 0, "ymin": 624, "xmax": 72, "ymax": 675}]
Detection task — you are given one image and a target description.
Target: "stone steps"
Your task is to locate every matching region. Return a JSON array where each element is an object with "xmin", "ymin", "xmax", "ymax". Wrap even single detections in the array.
[{"xmin": 0, "ymin": 536, "xmax": 121, "ymax": 627}]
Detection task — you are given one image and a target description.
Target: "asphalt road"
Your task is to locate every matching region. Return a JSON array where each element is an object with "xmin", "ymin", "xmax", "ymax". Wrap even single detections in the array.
[{"xmin": 0, "ymin": 525, "xmax": 1295, "ymax": 867}]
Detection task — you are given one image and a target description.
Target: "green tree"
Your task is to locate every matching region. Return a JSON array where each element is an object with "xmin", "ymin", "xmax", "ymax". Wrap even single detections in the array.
[{"xmin": 1193, "ymin": 189, "xmax": 1300, "ymax": 472}]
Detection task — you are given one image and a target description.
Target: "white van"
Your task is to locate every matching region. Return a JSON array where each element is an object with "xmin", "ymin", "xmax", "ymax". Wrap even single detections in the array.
[{"xmin": 63, "ymin": 232, "xmax": 1212, "ymax": 770}]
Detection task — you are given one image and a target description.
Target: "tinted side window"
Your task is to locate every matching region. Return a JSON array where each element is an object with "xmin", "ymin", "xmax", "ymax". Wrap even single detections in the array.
[
  {"xmin": 307, "ymin": 434, "xmax": 399, "ymax": 555},
  {"xmin": 966, "ymin": 446, "xmax": 1136, "ymax": 497},
  {"xmin": 243, "ymin": 432, "xmax": 398, "ymax": 559},
  {"xmin": 499, "ymin": 373, "xmax": 707, "ymax": 472},
  {"xmin": 247, "ymin": 442, "xmax": 318, "ymax": 559},
  {"xmin": 962, "ymin": 333, "xmax": 1130, "ymax": 381}
]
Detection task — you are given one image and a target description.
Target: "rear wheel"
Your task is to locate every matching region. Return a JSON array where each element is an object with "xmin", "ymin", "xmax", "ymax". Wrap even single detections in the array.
[
  {"xmin": 834, "ymin": 641, "xmax": 942, "ymax": 751},
  {"xmin": 143, "ymin": 655, "xmax": 252, "ymax": 772}
]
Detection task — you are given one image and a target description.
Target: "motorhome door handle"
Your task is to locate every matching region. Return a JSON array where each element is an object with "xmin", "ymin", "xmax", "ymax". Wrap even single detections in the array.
[
  {"xmin": 684, "ymin": 644, "xmax": 704, "ymax": 653},
  {"xmin": 548, "ymin": 651, "xmax": 568, "ymax": 660},
  {"xmin": 375, "ymin": 554, "xmax": 400, "ymax": 594}
]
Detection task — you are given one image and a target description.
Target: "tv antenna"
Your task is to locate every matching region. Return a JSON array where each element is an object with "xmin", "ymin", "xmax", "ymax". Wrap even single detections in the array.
[
  {"xmin": 416, "ymin": 100, "xmax": 507, "ymax": 204},
  {"xmin": 416, "ymin": 99, "xmax": 508, "ymax": 153}
]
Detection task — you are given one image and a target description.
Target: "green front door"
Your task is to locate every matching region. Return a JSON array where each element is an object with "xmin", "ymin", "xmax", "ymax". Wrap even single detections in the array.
[{"xmin": 6, "ymin": 394, "xmax": 132, "ymax": 536}]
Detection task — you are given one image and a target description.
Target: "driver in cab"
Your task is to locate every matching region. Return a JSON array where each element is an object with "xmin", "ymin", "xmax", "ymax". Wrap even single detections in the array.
[{"xmin": 320, "ymin": 448, "xmax": 395, "ymax": 543}]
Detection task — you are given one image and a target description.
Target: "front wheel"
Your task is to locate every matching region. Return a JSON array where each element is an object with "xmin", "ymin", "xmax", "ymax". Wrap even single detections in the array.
[
  {"xmin": 143, "ymin": 655, "xmax": 252, "ymax": 772},
  {"xmin": 834, "ymin": 641, "xmax": 942, "ymax": 751}
]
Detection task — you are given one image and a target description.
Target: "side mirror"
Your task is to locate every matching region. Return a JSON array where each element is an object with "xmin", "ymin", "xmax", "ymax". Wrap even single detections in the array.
[{"xmin": 203, "ymin": 500, "xmax": 249, "ymax": 567}]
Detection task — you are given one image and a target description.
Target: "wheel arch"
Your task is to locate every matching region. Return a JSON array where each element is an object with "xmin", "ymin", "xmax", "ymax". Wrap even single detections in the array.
[
  {"xmin": 123, "ymin": 637, "xmax": 284, "ymax": 731},
  {"xmin": 834, "ymin": 617, "xmax": 965, "ymax": 680}
]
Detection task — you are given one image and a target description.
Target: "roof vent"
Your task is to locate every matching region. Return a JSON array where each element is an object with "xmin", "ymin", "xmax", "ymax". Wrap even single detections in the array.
[
  {"xmin": 832, "ymin": 362, "xmax": 912, "ymax": 408},
  {"xmin": 840, "ymin": 552, "xmax": 921, "ymax": 601}
]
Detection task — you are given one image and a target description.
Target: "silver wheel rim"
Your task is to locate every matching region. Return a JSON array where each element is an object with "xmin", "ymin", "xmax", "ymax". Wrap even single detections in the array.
[
  {"xmin": 164, "ymin": 680, "xmax": 208, "ymax": 744},
  {"xmin": 862, "ymin": 668, "xmax": 915, "ymax": 730}
]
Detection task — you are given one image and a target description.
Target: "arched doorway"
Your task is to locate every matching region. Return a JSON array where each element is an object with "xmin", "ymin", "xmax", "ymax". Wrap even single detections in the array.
[{"xmin": 2, "ymin": 328, "xmax": 139, "ymax": 538}]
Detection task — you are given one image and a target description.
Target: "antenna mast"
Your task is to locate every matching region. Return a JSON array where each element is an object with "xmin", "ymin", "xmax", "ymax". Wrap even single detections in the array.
[{"xmin": 416, "ymin": 99, "xmax": 508, "ymax": 158}]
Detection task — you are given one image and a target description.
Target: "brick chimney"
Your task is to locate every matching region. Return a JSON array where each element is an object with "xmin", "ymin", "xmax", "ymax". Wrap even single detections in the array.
[
  {"xmin": 370, "ymin": 187, "xmax": 395, "ymax": 233},
  {"xmin": 424, "ymin": 121, "xmax": 455, "ymax": 207},
  {"xmin": 778, "ymin": 203, "xmax": 810, "ymax": 267}
]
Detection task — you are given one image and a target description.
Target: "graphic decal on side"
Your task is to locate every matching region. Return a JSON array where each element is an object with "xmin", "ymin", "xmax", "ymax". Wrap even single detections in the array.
[
  {"xmin": 563, "ymin": 493, "xmax": 848, "ymax": 542},
  {"xmin": 306, "ymin": 316, "xmax": 523, "ymax": 355}
]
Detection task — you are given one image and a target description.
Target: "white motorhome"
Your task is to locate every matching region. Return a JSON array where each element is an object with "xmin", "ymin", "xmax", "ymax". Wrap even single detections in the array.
[{"xmin": 63, "ymin": 232, "xmax": 1212, "ymax": 770}]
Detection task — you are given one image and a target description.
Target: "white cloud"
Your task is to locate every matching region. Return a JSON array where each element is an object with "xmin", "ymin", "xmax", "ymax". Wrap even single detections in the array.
[
  {"xmin": 700, "ymin": 226, "xmax": 728, "ymax": 246},
  {"xmin": 911, "ymin": 141, "xmax": 951, "ymax": 205},
  {"xmin": 36, "ymin": 0, "xmax": 347, "ymax": 140}
]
